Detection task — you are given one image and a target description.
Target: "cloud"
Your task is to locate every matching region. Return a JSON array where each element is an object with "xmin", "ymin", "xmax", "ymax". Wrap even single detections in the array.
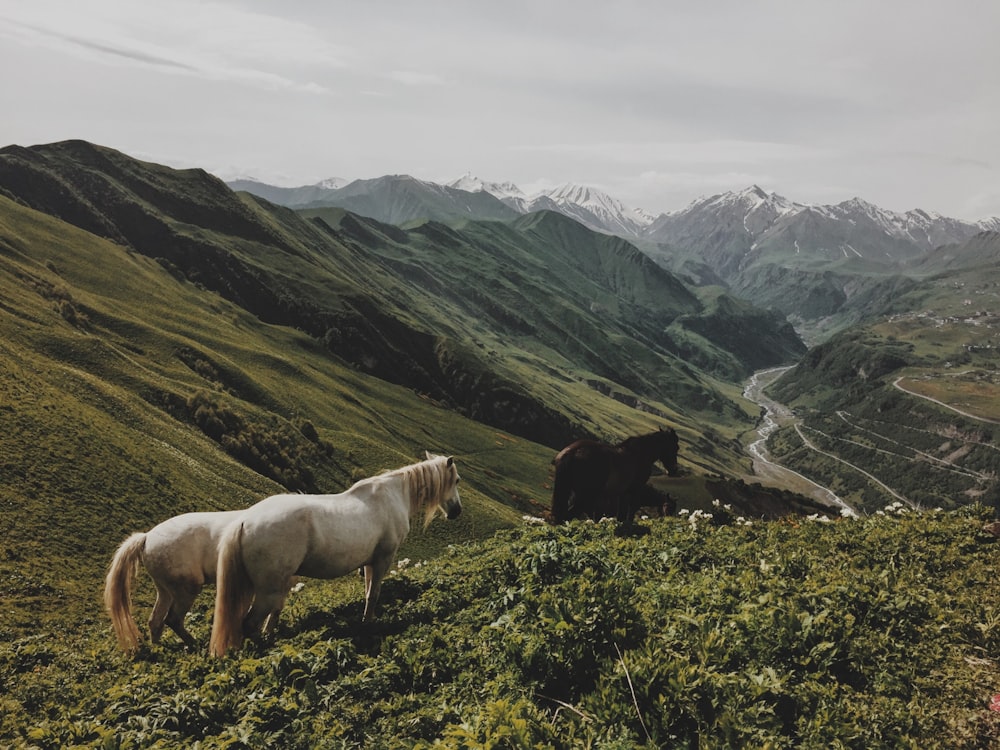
[
  {"xmin": 509, "ymin": 140, "xmax": 827, "ymax": 168},
  {"xmin": 0, "ymin": 1, "xmax": 345, "ymax": 94},
  {"xmin": 386, "ymin": 70, "xmax": 448, "ymax": 87}
]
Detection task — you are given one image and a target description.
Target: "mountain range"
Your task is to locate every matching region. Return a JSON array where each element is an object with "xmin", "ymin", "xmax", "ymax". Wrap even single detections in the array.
[
  {"xmin": 0, "ymin": 141, "xmax": 809, "ymax": 459},
  {"xmin": 6, "ymin": 144, "xmax": 1000, "ymax": 750},
  {"xmin": 230, "ymin": 174, "xmax": 999, "ymax": 335},
  {"xmin": 231, "ymin": 174, "xmax": 998, "ymax": 256}
]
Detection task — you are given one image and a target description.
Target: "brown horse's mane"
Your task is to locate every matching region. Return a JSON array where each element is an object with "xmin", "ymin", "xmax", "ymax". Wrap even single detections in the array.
[{"xmin": 618, "ymin": 428, "xmax": 677, "ymax": 452}]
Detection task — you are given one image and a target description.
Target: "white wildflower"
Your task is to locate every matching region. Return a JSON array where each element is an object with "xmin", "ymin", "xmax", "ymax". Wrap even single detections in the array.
[{"xmin": 688, "ymin": 509, "xmax": 713, "ymax": 530}]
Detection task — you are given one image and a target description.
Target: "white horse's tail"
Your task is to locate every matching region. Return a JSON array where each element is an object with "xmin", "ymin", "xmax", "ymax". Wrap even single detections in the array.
[
  {"xmin": 210, "ymin": 521, "xmax": 252, "ymax": 657},
  {"xmin": 104, "ymin": 532, "xmax": 146, "ymax": 653}
]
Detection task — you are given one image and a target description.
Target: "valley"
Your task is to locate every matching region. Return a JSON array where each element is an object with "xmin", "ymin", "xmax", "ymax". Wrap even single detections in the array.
[
  {"xmin": 741, "ymin": 367, "xmax": 846, "ymax": 511},
  {"xmin": 3, "ymin": 139, "xmax": 1000, "ymax": 747}
]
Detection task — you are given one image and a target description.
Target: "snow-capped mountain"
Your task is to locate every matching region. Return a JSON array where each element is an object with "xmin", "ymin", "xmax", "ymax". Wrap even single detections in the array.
[
  {"xmin": 447, "ymin": 173, "xmax": 526, "ymax": 202},
  {"xmin": 446, "ymin": 175, "xmax": 654, "ymax": 237},
  {"xmin": 644, "ymin": 185, "xmax": 995, "ymax": 275},
  {"xmin": 537, "ymin": 183, "xmax": 655, "ymax": 237},
  {"xmin": 229, "ymin": 174, "xmax": 999, "ymax": 270}
]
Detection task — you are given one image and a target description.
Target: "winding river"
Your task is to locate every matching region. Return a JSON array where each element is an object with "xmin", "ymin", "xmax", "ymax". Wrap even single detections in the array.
[{"xmin": 742, "ymin": 367, "xmax": 849, "ymax": 511}]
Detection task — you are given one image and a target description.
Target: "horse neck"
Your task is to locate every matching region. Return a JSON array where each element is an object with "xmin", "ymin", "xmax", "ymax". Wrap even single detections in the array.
[
  {"xmin": 620, "ymin": 435, "xmax": 662, "ymax": 467},
  {"xmin": 392, "ymin": 459, "xmax": 447, "ymax": 525}
]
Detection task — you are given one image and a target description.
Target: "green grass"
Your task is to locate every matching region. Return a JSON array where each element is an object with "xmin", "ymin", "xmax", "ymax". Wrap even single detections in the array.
[
  {"xmin": 0, "ymin": 194, "xmax": 543, "ymax": 643},
  {"xmin": 5, "ymin": 508, "xmax": 1000, "ymax": 748}
]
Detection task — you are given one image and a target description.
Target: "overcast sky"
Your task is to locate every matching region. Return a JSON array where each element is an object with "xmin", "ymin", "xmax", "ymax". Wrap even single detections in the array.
[{"xmin": 1, "ymin": 0, "xmax": 998, "ymax": 220}]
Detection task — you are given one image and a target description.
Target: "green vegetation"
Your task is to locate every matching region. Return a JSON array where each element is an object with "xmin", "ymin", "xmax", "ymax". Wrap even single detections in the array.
[
  {"xmin": 0, "ymin": 140, "xmax": 801, "ymax": 459},
  {"xmin": 8, "ymin": 140, "xmax": 1000, "ymax": 747},
  {"xmin": 764, "ymin": 292, "xmax": 1000, "ymax": 514},
  {"xmin": 0, "ymin": 191, "xmax": 540, "ymax": 645},
  {"xmin": 6, "ymin": 509, "xmax": 1000, "ymax": 748}
]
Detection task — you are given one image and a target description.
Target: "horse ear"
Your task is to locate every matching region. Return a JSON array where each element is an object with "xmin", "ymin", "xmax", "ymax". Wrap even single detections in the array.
[{"xmin": 447, "ymin": 456, "xmax": 454, "ymax": 467}]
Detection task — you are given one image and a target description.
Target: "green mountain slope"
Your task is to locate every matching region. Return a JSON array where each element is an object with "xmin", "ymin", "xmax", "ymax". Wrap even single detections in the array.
[
  {"xmin": 0, "ymin": 141, "xmax": 807, "ymax": 644},
  {"xmin": 0, "ymin": 192, "xmax": 547, "ymax": 638},
  {"xmin": 0, "ymin": 141, "xmax": 802, "ymax": 452},
  {"xmin": 765, "ymin": 258, "xmax": 1000, "ymax": 513}
]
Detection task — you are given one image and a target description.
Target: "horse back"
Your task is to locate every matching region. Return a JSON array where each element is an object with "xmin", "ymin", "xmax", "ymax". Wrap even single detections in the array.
[
  {"xmin": 240, "ymin": 492, "xmax": 405, "ymax": 582},
  {"xmin": 143, "ymin": 509, "xmax": 244, "ymax": 583}
]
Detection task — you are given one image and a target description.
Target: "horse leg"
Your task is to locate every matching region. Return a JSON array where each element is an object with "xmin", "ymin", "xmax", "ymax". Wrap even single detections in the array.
[
  {"xmin": 243, "ymin": 588, "xmax": 287, "ymax": 641},
  {"xmin": 362, "ymin": 554, "xmax": 393, "ymax": 623},
  {"xmin": 616, "ymin": 490, "xmax": 635, "ymax": 526},
  {"xmin": 148, "ymin": 587, "xmax": 173, "ymax": 645},
  {"xmin": 262, "ymin": 603, "xmax": 285, "ymax": 637},
  {"xmin": 551, "ymin": 462, "xmax": 574, "ymax": 523},
  {"xmin": 164, "ymin": 582, "xmax": 201, "ymax": 650}
]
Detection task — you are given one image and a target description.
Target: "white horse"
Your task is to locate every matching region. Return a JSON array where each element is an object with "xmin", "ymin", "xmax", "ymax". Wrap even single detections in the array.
[
  {"xmin": 210, "ymin": 454, "xmax": 462, "ymax": 657},
  {"xmin": 104, "ymin": 509, "xmax": 245, "ymax": 653}
]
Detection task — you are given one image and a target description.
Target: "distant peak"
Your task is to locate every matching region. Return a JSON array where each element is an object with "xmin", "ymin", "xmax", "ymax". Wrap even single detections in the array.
[
  {"xmin": 840, "ymin": 196, "xmax": 877, "ymax": 211},
  {"xmin": 742, "ymin": 184, "xmax": 769, "ymax": 199},
  {"xmin": 317, "ymin": 177, "xmax": 347, "ymax": 190}
]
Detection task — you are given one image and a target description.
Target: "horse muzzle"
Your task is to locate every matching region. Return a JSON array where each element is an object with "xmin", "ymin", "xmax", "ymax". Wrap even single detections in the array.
[{"xmin": 445, "ymin": 499, "xmax": 462, "ymax": 519}]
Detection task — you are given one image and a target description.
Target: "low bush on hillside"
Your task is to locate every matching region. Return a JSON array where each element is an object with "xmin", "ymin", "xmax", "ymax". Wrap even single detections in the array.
[
  {"xmin": 5, "ymin": 507, "xmax": 1000, "ymax": 748},
  {"xmin": 186, "ymin": 390, "xmax": 332, "ymax": 492}
]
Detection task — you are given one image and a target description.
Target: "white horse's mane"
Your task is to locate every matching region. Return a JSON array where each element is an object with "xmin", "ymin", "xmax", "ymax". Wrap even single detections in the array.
[{"xmin": 379, "ymin": 454, "xmax": 457, "ymax": 527}]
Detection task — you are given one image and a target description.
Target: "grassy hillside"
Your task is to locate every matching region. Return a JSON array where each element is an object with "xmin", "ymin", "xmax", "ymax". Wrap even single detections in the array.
[
  {"xmin": 0, "ymin": 181, "xmax": 788, "ymax": 644},
  {"xmin": 5, "ymin": 509, "xmax": 1000, "ymax": 748},
  {"xmin": 0, "ymin": 141, "xmax": 803, "ymax": 454},
  {"xmin": 765, "ymin": 261, "xmax": 1000, "ymax": 514},
  {"xmin": 0, "ymin": 192, "xmax": 553, "ymax": 641}
]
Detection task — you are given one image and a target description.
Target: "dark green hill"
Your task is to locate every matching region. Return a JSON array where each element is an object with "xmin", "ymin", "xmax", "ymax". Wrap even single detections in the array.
[
  {"xmin": 0, "ymin": 189, "xmax": 553, "ymax": 638},
  {"xmin": 0, "ymin": 141, "xmax": 803, "ymax": 450},
  {"xmin": 0, "ymin": 140, "xmax": 809, "ymax": 646},
  {"xmin": 302, "ymin": 174, "xmax": 521, "ymax": 223},
  {"xmin": 765, "ymin": 260, "xmax": 1000, "ymax": 513}
]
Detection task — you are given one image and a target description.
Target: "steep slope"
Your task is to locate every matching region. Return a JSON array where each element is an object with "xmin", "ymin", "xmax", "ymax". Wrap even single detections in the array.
[
  {"xmin": 762, "ymin": 255, "xmax": 1000, "ymax": 513},
  {"xmin": 0, "ymin": 141, "xmax": 799, "ymax": 458},
  {"xmin": 0, "ymin": 190, "xmax": 551, "ymax": 639}
]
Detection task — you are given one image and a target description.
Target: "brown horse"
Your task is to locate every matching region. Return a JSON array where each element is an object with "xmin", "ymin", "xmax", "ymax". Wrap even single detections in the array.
[{"xmin": 550, "ymin": 428, "xmax": 680, "ymax": 524}]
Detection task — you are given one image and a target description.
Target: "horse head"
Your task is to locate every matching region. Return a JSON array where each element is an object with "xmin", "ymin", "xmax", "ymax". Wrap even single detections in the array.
[
  {"xmin": 443, "ymin": 456, "xmax": 463, "ymax": 519},
  {"xmin": 425, "ymin": 452, "xmax": 462, "ymax": 521},
  {"xmin": 655, "ymin": 427, "xmax": 680, "ymax": 476}
]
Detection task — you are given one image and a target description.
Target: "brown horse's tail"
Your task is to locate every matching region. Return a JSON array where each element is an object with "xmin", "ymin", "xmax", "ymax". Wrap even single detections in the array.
[
  {"xmin": 550, "ymin": 458, "xmax": 573, "ymax": 524},
  {"xmin": 104, "ymin": 532, "xmax": 146, "ymax": 653},
  {"xmin": 209, "ymin": 520, "xmax": 252, "ymax": 657}
]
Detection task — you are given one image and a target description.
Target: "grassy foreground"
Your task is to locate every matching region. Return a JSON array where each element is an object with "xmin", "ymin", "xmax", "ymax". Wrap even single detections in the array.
[{"xmin": 5, "ymin": 506, "xmax": 1000, "ymax": 748}]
